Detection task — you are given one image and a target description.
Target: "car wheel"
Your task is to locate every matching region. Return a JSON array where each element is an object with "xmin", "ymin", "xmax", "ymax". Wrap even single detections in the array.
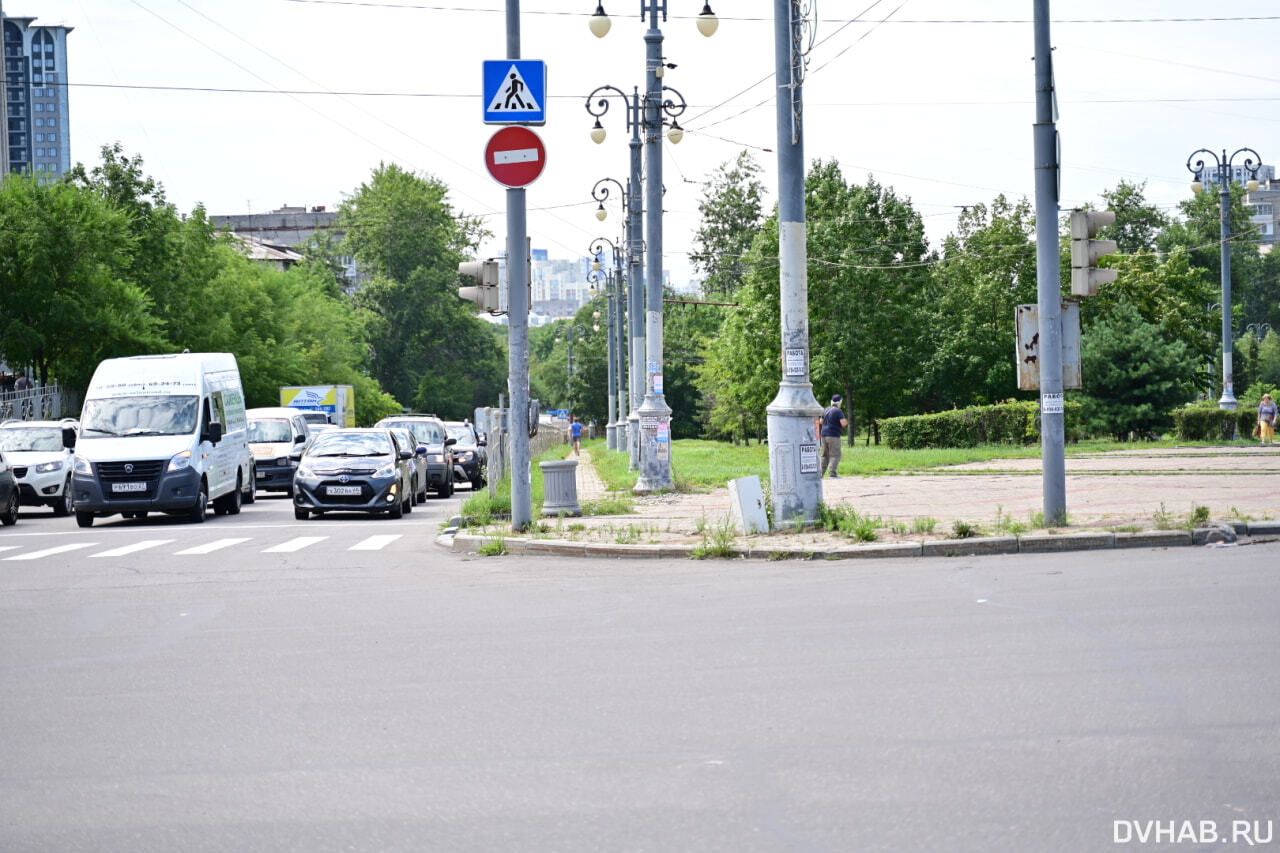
[
  {"xmin": 243, "ymin": 467, "xmax": 257, "ymax": 504},
  {"xmin": 469, "ymin": 475, "xmax": 484, "ymax": 490},
  {"xmin": 188, "ymin": 484, "xmax": 208, "ymax": 524},
  {"xmin": 52, "ymin": 478, "xmax": 73, "ymax": 517},
  {"xmin": 224, "ymin": 479, "xmax": 243, "ymax": 515},
  {"xmin": 294, "ymin": 506, "xmax": 309, "ymax": 521},
  {"xmin": 1, "ymin": 492, "xmax": 18, "ymax": 526},
  {"xmin": 388, "ymin": 496, "xmax": 404, "ymax": 519},
  {"xmin": 75, "ymin": 510, "xmax": 94, "ymax": 528}
]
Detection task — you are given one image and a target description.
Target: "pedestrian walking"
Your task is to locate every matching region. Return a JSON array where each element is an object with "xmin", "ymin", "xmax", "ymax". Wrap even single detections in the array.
[
  {"xmin": 569, "ymin": 416, "xmax": 583, "ymax": 456},
  {"xmin": 816, "ymin": 394, "xmax": 848, "ymax": 477},
  {"xmin": 13, "ymin": 372, "xmax": 32, "ymax": 392},
  {"xmin": 1259, "ymin": 394, "xmax": 1277, "ymax": 446}
]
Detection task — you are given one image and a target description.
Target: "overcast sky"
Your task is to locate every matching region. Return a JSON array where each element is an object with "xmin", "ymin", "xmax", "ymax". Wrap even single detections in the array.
[{"xmin": 23, "ymin": 0, "xmax": 1279, "ymax": 286}]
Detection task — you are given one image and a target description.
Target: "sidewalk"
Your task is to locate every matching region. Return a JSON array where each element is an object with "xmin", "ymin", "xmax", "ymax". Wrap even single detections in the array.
[{"xmin": 445, "ymin": 445, "xmax": 1280, "ymax": 558}]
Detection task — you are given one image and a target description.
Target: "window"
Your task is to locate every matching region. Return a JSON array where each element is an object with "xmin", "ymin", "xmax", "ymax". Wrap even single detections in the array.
[
  {"xmin": 46, "ymin": 117, "xmax": 55, "ymax": 127},
  {"xmin": 33, "ymin": 103, "xmax": 42, "ymax": 112},
  {"xmin": 34, "ymin": 133, "xmax": 43, "ymax": 142},
  {"xmin": 48, "ymin": 147, "xmax": 57, "ymax": 157},
  {"xmin": 35, "ymin": 148, "xmax": 44, "ymax": 157},
  {"xmin": 34, "ymin": 117, "xmax": 43, "ymax": 127},
  {"xmin": 47, "ymin": 132, "xmax": 55, "ymax": 141}
]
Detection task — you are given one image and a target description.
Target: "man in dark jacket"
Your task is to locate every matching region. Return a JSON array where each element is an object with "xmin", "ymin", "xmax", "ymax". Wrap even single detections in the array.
[{"xmin": 817, "ymin": 394, "xmax": 849, "ymax": 478}]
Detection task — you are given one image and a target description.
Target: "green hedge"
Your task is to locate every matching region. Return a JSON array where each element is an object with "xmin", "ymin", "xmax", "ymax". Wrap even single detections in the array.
[
  {"xmin": 1170, "ymin": 405, "xmax": 1255, "ymax": 441},
  {"xmin": 880, "ymin": 401, "xmax": 1082, "ymax": 449}
]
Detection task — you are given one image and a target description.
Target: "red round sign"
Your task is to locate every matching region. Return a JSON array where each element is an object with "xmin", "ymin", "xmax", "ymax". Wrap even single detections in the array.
[{"xmin": 485, "ymin": 126, "xmax": 547, "ymax": 188}]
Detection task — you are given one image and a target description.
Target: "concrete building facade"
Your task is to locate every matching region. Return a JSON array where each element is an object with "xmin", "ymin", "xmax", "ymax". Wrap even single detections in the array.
[{"xmin": 2, "ymin": 13, "xmax": 73, "ymax": 179}]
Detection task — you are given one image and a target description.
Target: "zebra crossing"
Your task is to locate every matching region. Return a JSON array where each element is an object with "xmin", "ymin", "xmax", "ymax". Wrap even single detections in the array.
[{"xmin": 1, "ymin": 533, "xmax": 406, "ymax": 562}]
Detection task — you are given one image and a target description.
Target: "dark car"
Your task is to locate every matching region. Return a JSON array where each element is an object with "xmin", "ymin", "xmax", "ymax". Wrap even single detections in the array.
[
  {"xmin": 444, "ymin": 421, "xmax": 486, "ymax": 489},
  {"xmin": 290, "ymin": 428, "xmax": 413, "ymax": 520},
  {"xmin": 0, "ymin": 450, "xmax": 18, "ymax": 526},
  {"xmin": 386, "ymin": 426, "xmax": 429, "ymax": 503},
  {"xmin": 373, "ymin": 414, "xmax": 457, "ymax": 498}
]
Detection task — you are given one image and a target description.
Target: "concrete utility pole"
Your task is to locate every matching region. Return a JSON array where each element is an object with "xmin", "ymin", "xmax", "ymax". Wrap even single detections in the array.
[
  {"xmin": 1032, "ymin": 0, "xmax": 1066, "ymax": 525},
  {"xmin": 766, "ymin": 0, "xmax": 823, "ymax": 526},
  {"xmin": 506, "ymin": 0, "xmax": 532, "ymax": 531},
  {"xmin": 627, "ymin": 118, "xmax": 645, "ymax": 470},
  {"xmin": 634, "ymin": 3, "xmax": 675, "ymax": 493}
]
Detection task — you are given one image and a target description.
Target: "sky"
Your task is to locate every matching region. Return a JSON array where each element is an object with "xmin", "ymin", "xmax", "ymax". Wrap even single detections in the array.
[{"xmin": 20, "ymin": 0, "xmax": 1279, "ymax": 287}]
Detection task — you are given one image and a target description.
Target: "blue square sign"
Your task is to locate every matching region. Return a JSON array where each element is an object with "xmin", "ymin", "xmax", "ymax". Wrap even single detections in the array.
[{"xmin": 483, "ymin": 60, "xmax": 547, "ymax": 125}]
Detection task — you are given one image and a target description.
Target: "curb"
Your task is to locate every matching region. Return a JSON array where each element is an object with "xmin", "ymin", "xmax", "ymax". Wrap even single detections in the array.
[{"xmin": 442, "ymin": 523, "xmax": 1275, "ymax": 560}]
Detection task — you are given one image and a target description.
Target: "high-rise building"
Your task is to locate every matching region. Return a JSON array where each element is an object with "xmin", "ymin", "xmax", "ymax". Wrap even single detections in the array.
[{"xmin": 2, "ymin": 14, "xmax": 72, "ymax": 179}]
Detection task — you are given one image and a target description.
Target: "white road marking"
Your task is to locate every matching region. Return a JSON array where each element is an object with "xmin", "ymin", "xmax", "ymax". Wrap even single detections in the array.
[
  {"xmin": 0, "ymin": 545, "xmax": 22, "ymax": 554},
  {"xmin": 262, "ymin": 536, "xmax": 328, "ymax": 553},
  {"xmin": 90, "ymin": 539, "xmax": 176, "ymax": 558},
  {"xmin": 348, "ymin": 534, "xmax": 402, "ymax": 551},
  {"xmin": 4, "ymin": 543, "xmax": 98, "ymax": 561},
  {"xmin": 174, "ymin": 538, "xmax": 251, "ymax": 555}
]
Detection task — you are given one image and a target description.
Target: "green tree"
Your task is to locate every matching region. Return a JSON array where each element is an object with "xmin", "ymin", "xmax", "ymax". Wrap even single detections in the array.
[
  {"xmin": 1078, "ymin": 302, "xmax": 1197, "ymax": 439},
  {"xmin": 340, "ymin": 164, "xmax": 504, "ymax": 413},
  {"xmin": 690, "ymin": 151, "xmax": 765, "ymax": 299},
  {"xmin": 916, "ymin": 195, "xmax": 1036, "ymax": 411},
  {"xmin": 0, "ymin": 173, "xmax": 161, "ymax": 391},
  {"xmin": 1098, "ymin": 180, "xmax": 1169, "ymax": 254}
]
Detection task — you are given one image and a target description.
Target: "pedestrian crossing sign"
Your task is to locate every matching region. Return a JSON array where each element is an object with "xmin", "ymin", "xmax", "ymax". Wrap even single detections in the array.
[{"xmin": 483, "ymin": 60, "xmax": 547, "ymax": 125}]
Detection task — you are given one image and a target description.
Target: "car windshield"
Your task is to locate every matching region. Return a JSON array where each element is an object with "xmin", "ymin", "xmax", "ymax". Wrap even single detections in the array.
[
  {"xmin": 385, "ymin": 420, "xmax": 443, "ymax": 444},
  {"xmin": 308, "ymin": 433, "xmax": 391, "ymax": 457},
  {"xmin": 249, "ymin": 419, "xmax": 293, "ymax": 443},
  {"xmin": 80, "ymin": 396, "xmax": 199, "ymax": 437},
  {"xmin": 0, "ymin": 427, "xmax": 63, "ymax": 452},
  {"xmin": 446, "ymin": 425, "xmax": 474, "ymax": 444}
]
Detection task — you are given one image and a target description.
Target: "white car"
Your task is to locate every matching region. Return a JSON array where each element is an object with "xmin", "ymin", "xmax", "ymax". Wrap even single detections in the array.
[{"xmin": 0, "ymin": 419, "xmax": 78, "ymax": 516}]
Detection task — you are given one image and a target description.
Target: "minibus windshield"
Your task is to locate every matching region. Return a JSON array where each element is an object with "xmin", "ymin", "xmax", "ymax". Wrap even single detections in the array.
[{"xmin": 80, "ymin": 396, "xmax": 200, "ymax": 437}]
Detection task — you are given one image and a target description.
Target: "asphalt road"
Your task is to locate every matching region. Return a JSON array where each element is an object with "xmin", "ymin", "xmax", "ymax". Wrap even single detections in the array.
[{"xmin": 1, "ymin": 495, "xmax": 1277, "ymax": 852}]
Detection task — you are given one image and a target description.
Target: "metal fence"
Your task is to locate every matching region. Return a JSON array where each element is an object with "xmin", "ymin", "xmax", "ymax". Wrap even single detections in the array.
[
  {"xmin": 483, "ymin": 408, "xmax": 566, "ymax": 497},
  {"xmin": 0, "ymin": 384, "xmax": 75, "ymax": 423}
]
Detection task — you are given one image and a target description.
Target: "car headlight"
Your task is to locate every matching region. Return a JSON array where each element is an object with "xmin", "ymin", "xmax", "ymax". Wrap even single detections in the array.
[
  {"xmin": 456, "ymin": 451, "xmax": 474, "ymax": 463},
  {"xmin": 295, "ymin": 461, "xmax": 315, "ymax": 478},
  {"xmin": 73, "ymin": 456, "xmax": 93, "ymax": 476},
  {"xmin": 34, "ymin": 459, "xmax": 64, "ymax": 474},
  {"xmin": 168, "ymin": 450, "xmax": 192, "ymax": 472},
  {"xmin": 277, "ymin": 456, "xmax": 291, "ymax": 467},
  {"xmin": 372, "ymin": 463, "xmax": 396, "ymax": 479},
  {"xmin": 427, "ymin": 453, "xmax": 444, "ymax": 464}
]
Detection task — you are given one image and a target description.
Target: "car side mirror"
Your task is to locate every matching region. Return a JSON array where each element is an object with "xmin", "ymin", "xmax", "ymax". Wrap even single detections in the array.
[
  {"xmin": 444, "ymin": 437, "xmax": 457, "ymax": 447},
  {"xmin": 416, "ymin": 444, "xmax": 428, "ymax": 455},
  {"xmin": 62, "ymin": 427, "xmax": 77, "ymax": 449},
  {"xmin": 399, "ymin": 450, "xmax": 412, "ymax": 460},
  {"xmin": 294, "ymin": 434, "xmax": 306, "ymax": 444},
  {"xmin": 205, "ymin": 422, "xmax": 223, "ymax": 444},
  {"xmin": 477, "ymin": 437, "xmax": 487, "ymax": 447}
]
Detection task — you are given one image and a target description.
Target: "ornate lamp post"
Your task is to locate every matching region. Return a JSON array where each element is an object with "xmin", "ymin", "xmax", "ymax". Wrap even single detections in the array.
[
  {"xmin": 590, "ymin": 236, "xmax": 627, "ymax": 452},
  {"xmin": 592, "ymin": 178, "xmax": 639, "ymax": 455},
  {"xmin": 559, "ymin": 322, "xmax": 592, "ymax": 418},
  {"xmin": 1187, "ymin": 146, "xmax": 1264, "ymax": 410},
  {"xmin": 587, "ymin": 0, "xmax": 716, "ymax": 492}
]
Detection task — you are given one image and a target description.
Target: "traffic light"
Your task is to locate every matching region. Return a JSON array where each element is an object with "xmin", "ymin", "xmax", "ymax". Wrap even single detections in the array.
[
  {"xmin": 1069, "ymin": 209, "xmax": 1119, "ymax": 296},
  {"xmin": 458, "ymin": 260, "xmax": 502, "ymax": 313}
]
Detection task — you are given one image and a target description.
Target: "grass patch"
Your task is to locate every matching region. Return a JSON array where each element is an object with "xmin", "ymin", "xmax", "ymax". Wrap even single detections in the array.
[
  {"xmin": 691, "ymin": 517, "xmax": 738, "ymax": 559},
  {"xmin": 476, "ymin": 537, "xmax": 507, "ymax": 556}
]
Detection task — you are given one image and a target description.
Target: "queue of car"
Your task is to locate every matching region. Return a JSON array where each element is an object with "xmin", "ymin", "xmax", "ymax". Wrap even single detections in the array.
[{"xmin": 2, "ymin": 352, "xmax": 486, "ymax": 528}]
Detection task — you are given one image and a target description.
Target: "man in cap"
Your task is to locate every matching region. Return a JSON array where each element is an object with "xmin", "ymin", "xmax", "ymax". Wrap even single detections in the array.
[{"xmin": 817, "ymin": 394, "xmax": 848, "ymax": 478}]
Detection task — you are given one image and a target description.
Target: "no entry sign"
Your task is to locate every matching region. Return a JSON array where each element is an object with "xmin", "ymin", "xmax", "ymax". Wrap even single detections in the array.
[{"xmin": 485, "ymin": 126, "xmax": 546, "ymax": 188}]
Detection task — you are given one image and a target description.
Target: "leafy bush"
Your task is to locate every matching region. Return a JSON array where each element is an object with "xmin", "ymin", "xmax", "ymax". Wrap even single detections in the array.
[
  {"xmin": 880, "ymin": 401, "xmax": 1081, "ymax": 449},
  {"xmin": 1170, "ymin": 403, "xmax": 1247, "ymax": 442}
]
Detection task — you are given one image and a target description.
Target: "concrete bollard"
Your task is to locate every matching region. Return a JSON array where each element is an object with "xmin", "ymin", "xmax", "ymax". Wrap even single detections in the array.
[{"xmin": 540, "ymin": 459, "xmax": 582, "ymax": 517}]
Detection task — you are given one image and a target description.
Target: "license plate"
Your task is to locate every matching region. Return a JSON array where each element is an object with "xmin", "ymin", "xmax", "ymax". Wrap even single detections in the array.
[
  {"xmin": 326, "ymin": 485, "xmax": 361, "ymax": 496},
  {"xmin": 256, "ymin": 471, "xmax": 268, "ymax": 479},
  {"xmin": 111, "ymin": 482, "xmax": 146, "ymax": 493}
]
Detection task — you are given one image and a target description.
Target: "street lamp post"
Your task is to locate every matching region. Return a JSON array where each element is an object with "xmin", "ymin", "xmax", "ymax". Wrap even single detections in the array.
[
  {"xmin": 588, "ymin": 0, "xmax": 717, "ymax": 493},
  {"xmin": 592, "ymin": 180, "xmax": 635, "ymax": 453},
  {"xmin": 590, "ymin": 236, "xmax": 627, "ymax": 451},
  {"xmin": 587, "ymin": 93, "xmax": 646, "ymax": 471},
  {"xmin": 1187, "ymin": 146, "xmax": 1264, "ymax": 411}
]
